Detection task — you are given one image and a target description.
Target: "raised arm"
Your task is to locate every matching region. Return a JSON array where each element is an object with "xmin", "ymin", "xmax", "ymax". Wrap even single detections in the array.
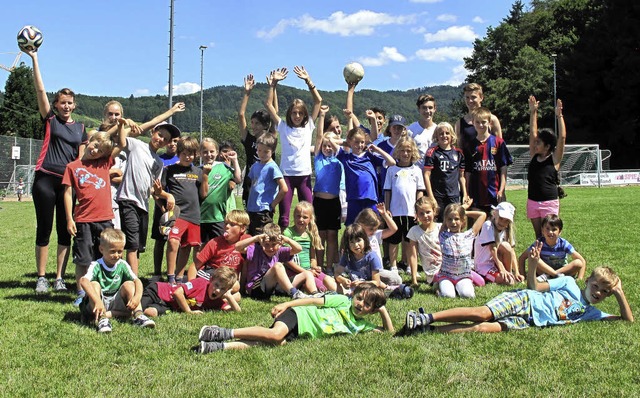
[
  {"xmin": 111, "ymin": 119, "xmax": 129, "ymax": 158},
  {"xmin": 294, "ymin": 66, "xmax": 322, "ymax": 120},
  {"xmin": 235, "ymin": 234, "xmax": 263, "ymax": 254},
  {"xmin": 238, "ymin": 74, "xmax": 255, "ymax": 140},
  {"xmin": 24, "ymin": 50, "xmax": 50, "ymax": 119},
  {"xmin": 528, "ymin": 95, "xmax": 539, "ymax": 157},
  {"xmin": 467, "ymin": 210, "xmax": 487, "ymax": 236},
  {"xmin": 265, "ymin": 68, "xmax": 287, "ymax": 126},
  {"xmin": 370, "ymin": 144, "xmax": 396, "ymax": 167},
  {"xmin": 315, "ymin": 105, "xmax": 329, "ymax": 156},
  {"xmin": 280, "ymin": 234, "xmax": 302, "ymax": 255},
  {"xmin": 611, "ymin": 279, "xmax": 634, "ymax": 322},
  {"xmin": 346, "ymin": 81, "xmax": 358, "ymax": 131},
  {"xmin": 527, "ymin": 241, "xmax": 549, "ymax": 292},
  {"xmin": 365, "ymin": 110, "xmax": 379, "ymax": 141},
  {"xmin": 553, "ymin": 99, "xmax": 566, "ymax": 168},
  {"xmin": 137, "ymin": 102, "xmax": 186, "ymax": 135}
]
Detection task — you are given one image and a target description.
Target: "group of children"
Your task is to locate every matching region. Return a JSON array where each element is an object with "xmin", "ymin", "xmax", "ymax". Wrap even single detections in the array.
[{"xmin": 46, "ymin": 62, "xmax": 632, "ymax": 352}]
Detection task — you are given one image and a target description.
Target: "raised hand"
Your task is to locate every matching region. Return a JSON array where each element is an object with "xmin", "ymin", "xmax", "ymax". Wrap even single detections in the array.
[
  {"xmin": 269, "ymin": 68, "xmax": 288, "ymax": 83},
  {"xmin": 244, "ymin": 74, "xmax": 255, "ymax": 92},
  {"xmin": 293, "ymin": 65, "xmax": 310, "ymax": 81},
  {"xmin": 555, "ymin": 99, "xmax": 563, "ymax": 117},
  {"xmin": 528, "ymin": 95, "xmax": 539, "ymax": 113},
  {"xmin": 320, "ymin": 105, "xmax": 330, "ymax": 116}
]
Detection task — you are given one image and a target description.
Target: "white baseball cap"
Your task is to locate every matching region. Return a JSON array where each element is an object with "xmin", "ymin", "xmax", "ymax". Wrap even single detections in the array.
[{"xmin": 492, "ymin": 202, "xmax": 515, "ymax": 222}]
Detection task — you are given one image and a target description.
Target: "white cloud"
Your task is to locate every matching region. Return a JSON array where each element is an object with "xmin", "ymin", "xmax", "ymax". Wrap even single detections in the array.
[
  {"xmin": 391, "ymin": 73, "xmax": 400, "ymax": 80},
  {"xmin": 359, "ymin": 46, "xmax": 408, "ymax": 67},
  {"xmin": 424, "ymin": 25, "xmax": 477, "ymax": 43},
  {"xmin": 414, "ymin": 46, "xmax": 473, "ymax": 62},
  {"xmin": 443, "ymin": 64, "xmax": 469, "ymax": 85},
  {"xmin": 472, "ymin": 16, "xmax": 486, "ymax": 23},
  {"xmin": 133, "ymin": 89, "xmax": 149, "ymax": 96},
  {"xmin": 411, "ymin": 26, "xmax": 426, "ymax": 34},
  {"xmin": 257, "ymin": 10, "xmax": 416, "ymax": 39},
  {"xmin": 409, "ymin": 0, "xmax": 442, "ymax": 3},
  {"xmin": 163, "ymin": 82, "xmax": 201, "ymax": 95},
  {"xmin": 436, "ymin": 14, "xmax": 457, "ymax": 23}
]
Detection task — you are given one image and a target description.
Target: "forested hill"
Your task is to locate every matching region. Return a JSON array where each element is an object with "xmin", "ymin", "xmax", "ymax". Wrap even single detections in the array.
[{"xmin": 71, "ymin": 83, "xmax": 462, "ymax": 131}]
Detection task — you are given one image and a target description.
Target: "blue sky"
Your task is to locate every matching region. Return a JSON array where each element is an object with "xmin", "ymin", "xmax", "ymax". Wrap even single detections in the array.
[{"xmin": 1, "ymin": 0, "xmax": 516, "ymax": 97}]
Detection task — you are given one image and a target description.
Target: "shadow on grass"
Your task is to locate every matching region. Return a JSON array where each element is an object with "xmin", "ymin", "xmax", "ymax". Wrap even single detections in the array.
[{"xmin": 5, "ymin": 293, "xmax": 73, "ymax": 304}]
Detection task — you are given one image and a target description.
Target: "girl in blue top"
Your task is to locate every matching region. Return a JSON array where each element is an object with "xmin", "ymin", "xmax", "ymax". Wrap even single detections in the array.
[
  {"xmin": 334, "ymin": 224, "xmax": 385, "ymax": 296},
  {"xmin": 329, "ymin": 127, "xmax": 396, "ymax": 225},
  {"xmin": 314, "ymin": 105, "xmax": 345, "ymax": 272}
]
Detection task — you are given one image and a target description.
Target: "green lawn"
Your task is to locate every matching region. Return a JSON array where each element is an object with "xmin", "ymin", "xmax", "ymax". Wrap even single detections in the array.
[{"xmin": 1, "ymin": 187, "xmax": 639, "ymax": 397}]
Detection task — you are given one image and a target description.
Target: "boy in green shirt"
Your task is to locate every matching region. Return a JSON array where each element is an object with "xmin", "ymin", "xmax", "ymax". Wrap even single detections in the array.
[
  {"xmin": 195, "ymin": 282, "xmax": 393, "ymax": 353},
  {"xmin": 79, "ymin": 228, "xmax": 154, "ymax": 333}
]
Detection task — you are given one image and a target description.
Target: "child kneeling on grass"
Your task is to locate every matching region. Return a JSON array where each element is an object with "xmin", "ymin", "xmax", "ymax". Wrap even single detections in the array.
[
  {"xmin": 400, "ymin": 241, "xmax": 633, "ymax": 335},
  {"xmin": 79, "ymin": 228, "xmax": 155, "ymax": 333},
  {"xmin": 195, "ymin": 282, "xmax": 393, "ymax": 353},
  {"xmin": 142, "ymin": 266, "xmax": 240, "ymax": 317}
]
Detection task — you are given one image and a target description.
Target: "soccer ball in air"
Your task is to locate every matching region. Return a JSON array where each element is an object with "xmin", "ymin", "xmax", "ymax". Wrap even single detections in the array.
[
  {"xmin": 17, "ymin": 25, "xmax": 44, "ymax": 52},
  {"xmin": 343, "ymin": 62, "xmax": 365, "ymax": 84}
]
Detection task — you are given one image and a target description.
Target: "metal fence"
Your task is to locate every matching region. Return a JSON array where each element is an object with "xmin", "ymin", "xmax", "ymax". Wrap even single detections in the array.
[{"xmin": 0, "ymin": 135, "xmax": 42, "ymax": 199}]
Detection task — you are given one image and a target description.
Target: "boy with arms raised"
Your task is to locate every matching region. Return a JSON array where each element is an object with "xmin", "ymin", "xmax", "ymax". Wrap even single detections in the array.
[
  {"xmin": 63, "ymin": 120, "xmax": 127, "ymax": 305},
  {"xmin": 80, "ymin": 228, "xmax": 154, "ymax": 333},
  {"xmin": 401, "ymin": 241, "xmax": 633, "ymax": 335},
  {"xmin": 142, "ymin": 266, "xmax": 240, "ymax": 317},
  {"xmin": 195, "ymin": 282, "xmax": 393, "ymax": 353}
]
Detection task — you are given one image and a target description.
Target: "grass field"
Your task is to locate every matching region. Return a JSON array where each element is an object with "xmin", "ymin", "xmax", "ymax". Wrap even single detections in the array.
[{"xmin": 1, "ymin": 187, "xmax": 639, "ymax": 397}]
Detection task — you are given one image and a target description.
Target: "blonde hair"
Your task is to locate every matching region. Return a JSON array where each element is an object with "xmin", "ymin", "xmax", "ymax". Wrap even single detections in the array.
[
  {"xmin": 346, "ymin": 126, "xmax": 368, "ymax": 142},
  {"xmin": 211, "ymin": 266, "xmax": 238, "ymax": 291},
  {"xmin": 434, "ymin": 122, "xmax": 457, "ymax": 146},
  {"xmin": 589, "ymin": 266, "xmax": 620, "ymax": 290},
  {"xmin": 294, "ymin": 201, "xmax": 323, "ymax": 250},
  {"xmin": 392, "ymin": 136, "xmax": 420, "ymax": 164},
  {"xmin": 200, "ymin": 137, "xmax": 219, "ymax": 152},
  {"xmin": 491, "ymin": 208, "xmax": 516, "ymax": 247},
  {"xmin": 100, "ymin": 228, "xmax": 126, "ymax": 246},
  {"xmin": 354, "ymin": 208, "xmax": 381, "ymax": 229},
  {"xmin": 262, "ymin": 223, "xmax": 281, "ymax": 241},
  {"xmin": 463, "ymin": 82, "xmax": 483, "ymax": 95},
  {"xmin": 225, "ymin": 210, "xmax": 250, "ymax": 227},
  {"xmin": 443, "ymin": 203, "xmax": 468, "ymax": 231},
  {"xmin": 414, "ymin": 196, "xmax": 439, "ymax": 219},
  {"xmin": 472, "ymin": 107, "xmax": 492, "ymax": 122},
  {"xmin": 89, "ymin": 130, "xmax": 114, "ymax": 154},
  {"xmin": 103, "ymin": 100, "xmax": 123, "ymax": 120}
]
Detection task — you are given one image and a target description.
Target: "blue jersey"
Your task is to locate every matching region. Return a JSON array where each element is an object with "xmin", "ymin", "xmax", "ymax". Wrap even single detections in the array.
[
  {"xmin": 247, "ymin": 160, "xmax": 283, "ymax": 212},
  {"xmin": 337, "ymin": 148, "xmax": 384, "ymax": 201},
  {"xmin": 466, "ymin": 134, "xmax": 512, "ymax": 207}
]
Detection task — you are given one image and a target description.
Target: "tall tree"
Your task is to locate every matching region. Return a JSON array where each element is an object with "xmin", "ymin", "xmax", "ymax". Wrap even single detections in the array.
[{"xmin": 0, "ymin": 64, "xmax": 40, "ymax": 138}]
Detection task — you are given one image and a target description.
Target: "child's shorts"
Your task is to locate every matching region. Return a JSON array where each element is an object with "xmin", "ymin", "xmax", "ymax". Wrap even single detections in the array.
[
  {"xmin": 200, "ymin": 222, "xmax": 225, "ymax": 244},
  {"xmin": 73, "ymin": 221, "xmax": 113, "ymax": 266},
  {"xmin": 141, "ymin": 281, "xmax": 172, "ymax": 315},
  {"xmin": 80, "ymin": 290, "xmax": 129, "ymax": 322},
  {"xmin": 168, "ymin": 218, "xmax": 201, "ymax": 248},
  {"xmin": 248, "ymin": 210, "xmax": 274, "ymax": 236},
  {"xmin": 118, "ymin": 200, "xmax": 149, "ymax": 252},
  {"xmin": 485, "ymin": 290, "xmax": 533, "ymax": 330},
  {"xmin": 248, "ymin": 276, "xmax": 275, "ymax": 300},
  {"xmin": 272, "ymin": 307, "xmax": 299, "ymax": 341},
  {"xmin": 526, "ymin": 199, "xmax": 560, "ymax": 219},
  {"xmin": 313, "ymin": 196, "xmax": 341, "ymax": 231},
  {"xmin": 385, "ymin": 216, "xmax": 416, "ymax": 245}
]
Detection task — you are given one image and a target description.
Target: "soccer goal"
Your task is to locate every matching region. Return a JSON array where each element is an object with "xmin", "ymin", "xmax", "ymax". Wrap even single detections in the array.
[{"xmin": 507, "ymin": 144, "xmax": 606, "ymax": 187}]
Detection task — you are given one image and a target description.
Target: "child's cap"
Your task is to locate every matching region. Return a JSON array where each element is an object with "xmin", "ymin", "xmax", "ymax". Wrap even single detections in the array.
[
  {"xmin": 388, "ymin": 115, "xmax": 407, "ymax": 127},
  {"xmin": 159, "ymin": 205, "xmax": 181, "ymax": 236},
  {"xmin": 492, "ymin": 202, "xmax": 515, "ymax": 222},
  {"xmin": 154, "ymin": 121, "xmax": 181, "ymax": 139}
]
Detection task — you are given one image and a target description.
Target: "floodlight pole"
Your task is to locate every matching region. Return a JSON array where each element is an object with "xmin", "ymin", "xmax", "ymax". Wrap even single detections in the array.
[
  {"xmin": 168, "ymin": 0, "xmax": 175, "ymax": 123},
  {"xmin": 552, "ymin": 53, "xmax": 557, "ymax": 134},
  {"xmin": 199, "ymin": 45, "xmax": 207, "ymax": 165}
]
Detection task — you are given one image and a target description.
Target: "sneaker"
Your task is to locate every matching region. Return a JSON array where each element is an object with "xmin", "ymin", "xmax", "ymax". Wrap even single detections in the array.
[
  {"xmin": 292, "ymin": 290, "xmax": 310, "ymax": 300},
  {"xmin": 53, "ymin": 278, "xmax": 67, "ymax": 292},
  {"xmin": 196, "ymin": 341, "xmax": 224, "ymax": 354},
  {"xmin": 310, "ymin": 291, "xmax": 326, "ymax": 298},
  {"xmin": 97, "ymin": 317, "xmax": 112, "ymax": 333},
  {"xmin": 536, "ymin": 274, "xmax": 549, "ymax": 283},
  {"xmin": 405, "ymin": 267, "xmax": 412, "ymax": 275},
  {"xmin": 132, "ymin": 313, "xmax": 156, "ymax": 328},
  {"xmin": 73, "ymin": 291, "xmax": 86, "ymax": 307},
  {"xmin": 35, "ymin": 277, "xmax": 50, "ymax": 294},
  {"xmin": 390, "ymin": 266, "xmax": 399, "ymax": 273},
  {"xmin": 199, "ymin": 325, "xmax": 232, "ymax": 342}
]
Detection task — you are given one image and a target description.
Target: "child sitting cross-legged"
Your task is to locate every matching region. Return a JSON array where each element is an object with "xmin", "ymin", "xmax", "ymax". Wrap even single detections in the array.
[
  {"xmin": 79, "ymin": 228, "xmax": 155, "ymax": 333},
  {"xmin": 237, "ymin": 223, "xmax": 320, "ymax": 300},
  {"xmin": 400, "ymin": 241, "xmax": 633, "ymax": 335},
  {"xmin": 195, "ymin": 282, "xmax": 393, "ymax": 353},
  {"xmin": 142, "ymin": 266, "xmax": 240, "ymax": 317}
]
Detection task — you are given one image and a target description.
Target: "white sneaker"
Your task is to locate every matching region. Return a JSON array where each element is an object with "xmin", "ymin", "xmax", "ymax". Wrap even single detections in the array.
[
  {"xmin": 292, "ymin": 290, "xmax": 309, "ymax": 300},
  {"xmin": 97, "ymin": 317, "xmax": 112, "ymax": 333},
  {"xmin": 536, "ymin": 274, "xmax": 549, "ymax": 282}
]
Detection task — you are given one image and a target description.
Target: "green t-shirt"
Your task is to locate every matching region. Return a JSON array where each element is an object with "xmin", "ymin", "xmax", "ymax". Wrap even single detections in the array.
[
  {"xmin": 291, "ymin": 294, "xmax": 377, "ymax": 339},
  {"xmin": 201, "ymin": 161, "xmax": 234, "ymax": 223},
  {"xmin": 83, "ymin": 258, "xmax": 137, "ymax": 295},
  {"xmin": 283, "ymin": 227, "xmax": 311, "ymax": 269}
]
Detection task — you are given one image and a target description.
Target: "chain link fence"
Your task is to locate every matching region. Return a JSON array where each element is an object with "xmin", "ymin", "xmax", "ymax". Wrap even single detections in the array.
[{"xmin": 0, "ymin": 135, "xmax": 42, "ymax": 199}]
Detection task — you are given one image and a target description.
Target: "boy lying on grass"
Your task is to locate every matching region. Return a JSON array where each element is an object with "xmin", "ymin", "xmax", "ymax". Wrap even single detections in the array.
[
  {"xmin": 400, "ymin": 240, "xmax": 633, "ymax": 335},
  {"xmin": 195, "ymin": 282, "xmax": 393, "ymax": 353}
]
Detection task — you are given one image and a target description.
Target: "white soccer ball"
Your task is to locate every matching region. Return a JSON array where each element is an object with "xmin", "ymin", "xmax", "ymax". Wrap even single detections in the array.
[
  {"xmin": 343, "ymin": 62, "xmax": 365, "ymax": 84},
  {"xmin": 17, "ymin": 25, "xmax": 44, "ymax": 52}
]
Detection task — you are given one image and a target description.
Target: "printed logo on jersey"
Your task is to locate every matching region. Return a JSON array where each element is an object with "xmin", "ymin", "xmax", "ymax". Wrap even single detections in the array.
[
  {"xmin": 473, "ymin": 159, "xmax": 497, "ymax": 171},
  {"xmin": 75, "ymin": 167, "xmax": 106, "ymax": 189}
]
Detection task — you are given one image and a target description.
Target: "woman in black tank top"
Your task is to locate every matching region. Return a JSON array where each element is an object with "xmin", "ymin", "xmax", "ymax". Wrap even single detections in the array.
[{"xmin": 527, "ymin": 96, "xmax": 567, "ymax": 238}]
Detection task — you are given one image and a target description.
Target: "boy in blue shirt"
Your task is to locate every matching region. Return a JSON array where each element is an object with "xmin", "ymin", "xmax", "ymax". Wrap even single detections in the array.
[
  {"xmin": 517, "ymin": 214, "xmax": 586, "ymax": 280},
  {"xmin": 401, "ymin": 241, "xmax": 633, "ymax": 335},
  {"xmin": 246, "ymin": 133, "xmax": 288, "ymax": 235},
  {"xmin": 195, "ymin": 282, "xmax": 393, "ymax": 353}
]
